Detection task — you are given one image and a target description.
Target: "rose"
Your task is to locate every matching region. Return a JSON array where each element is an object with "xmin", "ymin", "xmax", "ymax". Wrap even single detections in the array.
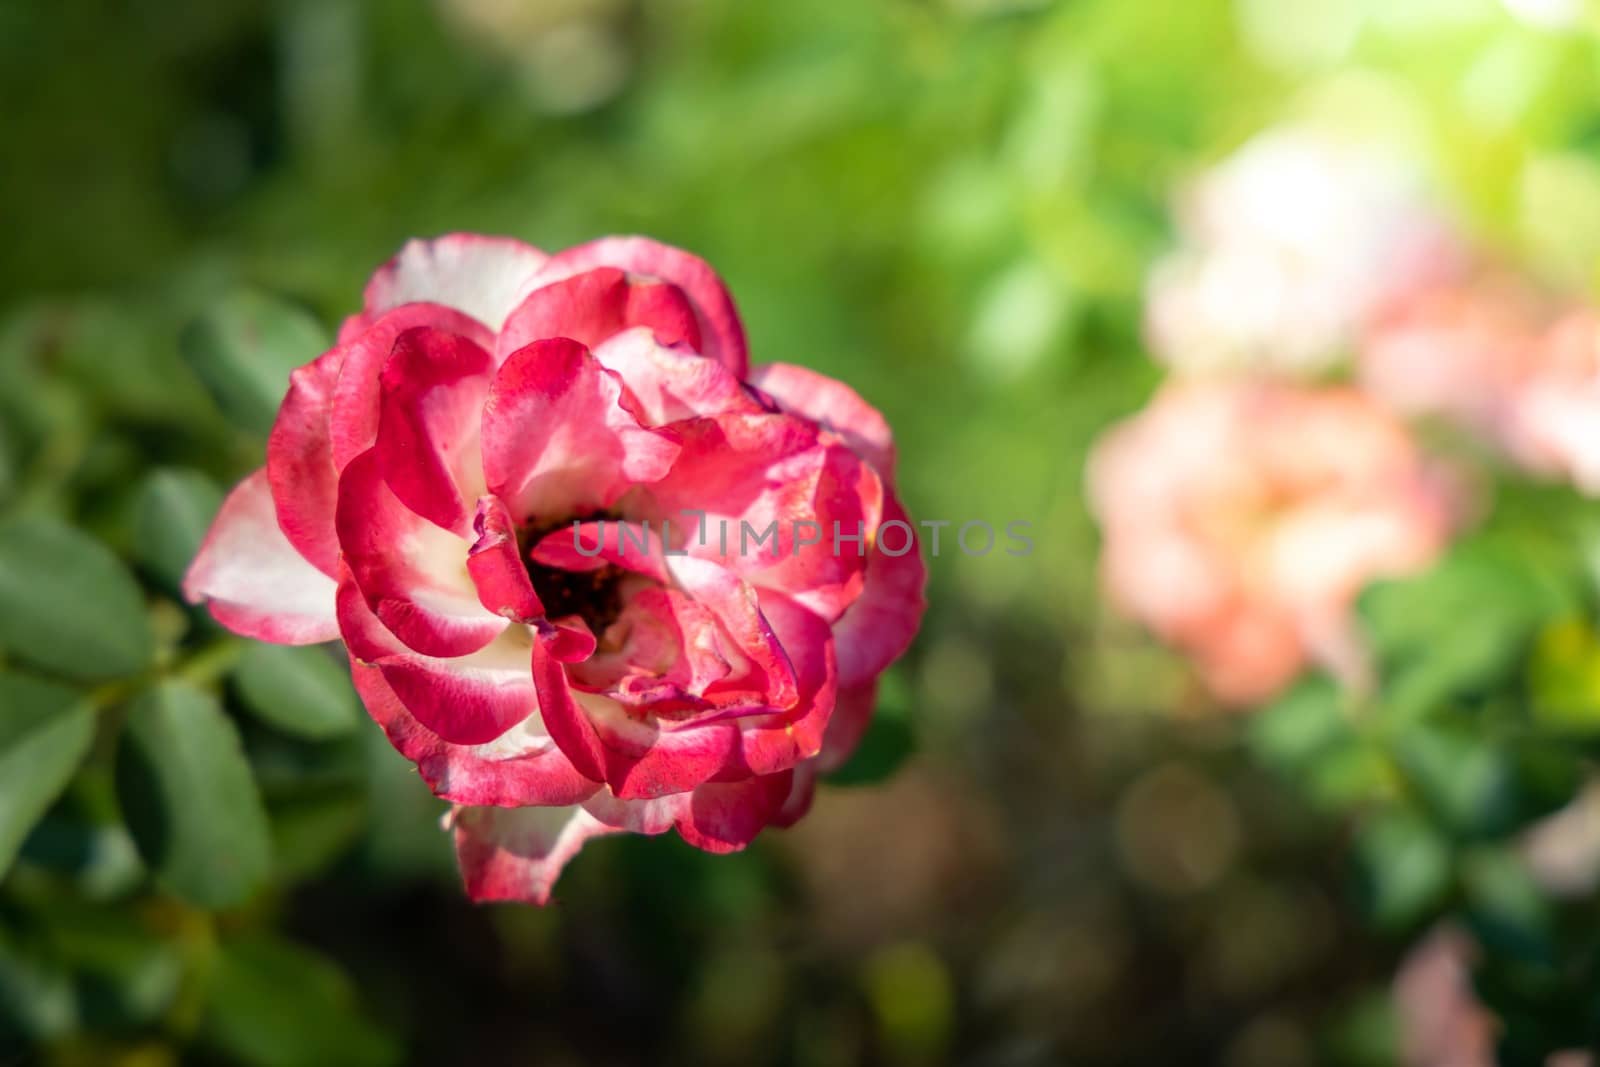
[
  {"xmin": 1358, "ymin": 267, "xmax": 1600, "ymax": 496},
  {"xmin": 1146, "ymin": 125, "xmax": 1464, "ymax": 378},
  {"xmin": 1358, "ymin": 268, "xmax": 1556, "ymax": 435},
  {"xmin": 185, "ymin": 233, "xmax": 926, "ymax": 902},
  {"xmin": 1490, "ymin": 310, "xmax": 1600, "ymax": 495},
  {"xmin": 1393, "ymin": 926, "xmax": 1595, "ymax": 1067},
  {"xmin": 1088, "ymin": 382, "xmax": 1454, "ymax": 706}
]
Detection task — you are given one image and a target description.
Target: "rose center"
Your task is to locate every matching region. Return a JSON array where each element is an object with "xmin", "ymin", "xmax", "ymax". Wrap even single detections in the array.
[
  {"xmin": 527, "ymin": 561, "xmax": 627, "ymax": 636},
  {"xmin": 520, "ymin": 513, "xmax": 629, "ymax": 637}
]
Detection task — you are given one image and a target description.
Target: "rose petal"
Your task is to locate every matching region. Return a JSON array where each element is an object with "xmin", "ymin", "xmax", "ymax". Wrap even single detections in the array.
[
  {"xmin": 533, "ymin": 560, "xmax": 818, "ymax": 801},
  {"xmin": 580, "ymin": 771, "xmax": 793, "ymax": 853},
  {"xmin": 376, "ymin": 326, "xmax": 495, "ymax": 535},
  {"xmin": 451, "ymin": 803, "xmax": 616, "ymax": 905},
  {"xmin": 183, "ymin": 469, "xmax": 339, "ymax": 644},
  {"xmin": 675, "ymin": 772, "xmax": 795, "ymax": 854},
  {"xmin": 266, "ymin": 347, "xmax": 345, "ymax": 577},
  {"xmin": 351, "ymin": 660, "xmax": 597, "ymax": 807},
  {"xmin": 831, "ymin": 494, "xmax": 927, "ymax": 687},
  {"xmin": 363, "ymin": 233, "xmax": 548, "ymax": 330},
  {"xmin": 497, "ymin": 267, "xmax": 701, "ymax": 359},
  {"xmin": 772, "ymin": 763, "xmax": 818, "ymax": 828},
  {"xmin": 817, "ymin": 681, "xmax": 878, "ymax": 774},
  {"xmin": 665, "ymin": 556, "xmax": 800, "ymax": 711},
  {"xmin": 482, "ymin": 337, "xmax": 680, "ymax": 522},
  {"xmin": 329, "ymin": 304, "xmax": 494, "ymax": 472},
  {"xmin": 564, "ymin": 585, "xmax": 735, "ymax": 709},
  {"xmin": 533, "ymin": 237, "xmax": 748, "ymax": 377},
  {"xmin": 529, "ymin": 519, "xmax": 672, "ymax": 586},
  {"xmin": 337, "ymin": 574, "xmax": 537, "ymax": 746},
  {"xmin": 593, "ymin": 328, "xmax": 762, "ymax": 426},
  {"xmin": 583, "ymin": 691, "xmax": 742, "ymax": 800},
  {"xmin": 644, "ymin": 413, "xmax": 883, "ymax": 622},
  {"xmin": 715, "ymin": 591, "xmax": 837, "ymax": 779},
  {"xmin": 466, "ymin": 495, "xmax": 544, "ymax": 622},
  {"xmin": 337, "ymin": 449, "xmax": 505, "ymax": 658},
  {"xmin": 749, "ymin": 362, "xmax": 897, "ymax": 481}
]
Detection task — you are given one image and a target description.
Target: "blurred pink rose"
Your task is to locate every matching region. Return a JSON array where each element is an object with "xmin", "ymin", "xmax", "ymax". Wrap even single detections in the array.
[
  {"xmin": 1088, "ymin": 383, "xmax": 1455, "ymax": 706},
  {"xmin": 1394, "ymin": 927, "xmax": 1497, "ymax": 1067},
  {"xmin": 1394, "ymin": 926, "xmax": 1593, "ymax": 1067},
  {"xmin": 185, "ymin": 233, "xmax": 926, "ymax": 903},
  {"xmin": 1359, "ymin": 270, "xmax": 1555, "ymax": 432},
  {"xmin": 1499, "ymin": 310, "xmax": 1600, "ymax": 494},
  {"xmin": 1146, "ymin": 126, "xmax": 1464, "ymax": 378},
  {"xmin": 1361, "ymin": 268, "xmax": 1600, "ymax": 494}
]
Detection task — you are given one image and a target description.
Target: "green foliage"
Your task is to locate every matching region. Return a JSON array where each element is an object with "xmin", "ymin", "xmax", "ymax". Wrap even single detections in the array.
[
  {"xmin": 132, "ymin": 468, "xmax": 223, "ymax": 593},
  {"xmin": 1358, "ymin": 536, "xmax": 1575, "ymax": 721},
  {"xmin": 1249, "ymin": 677, "xmax": 1394, "ymax": 811},
  {"xmin": 1527, "ymin": 616, "xmax": 1600, "ymax": 734},
  {"xmin": 116, "ymin": 681, "xmax": 272, "ymax": 909},
  {"xmin": 232, "ymin": 644, "xmax": 361, "ymax": 741},
  {"xmin": 0, "ymin": 674, "xmax": 94, "ymax": 876},
  {"xmin": 1353, "ymin": 813, "xmax": 1451, "ymax": 931},
  {"xmin": 0, "ymin": 516, "xmax": 153, "ymax": 682},
  {"xmin": 179, "ymin": 291, "xmax": 329, "ymax": 437},
  {"xmin": 201, "ymin": 934, "xmax": 400, "ymax": 1067}
]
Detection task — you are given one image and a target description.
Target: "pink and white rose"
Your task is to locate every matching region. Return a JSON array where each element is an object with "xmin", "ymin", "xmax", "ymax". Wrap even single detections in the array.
[{"xmin": 185, "ymin": 233, "xmax": 926, "ymax": 903}]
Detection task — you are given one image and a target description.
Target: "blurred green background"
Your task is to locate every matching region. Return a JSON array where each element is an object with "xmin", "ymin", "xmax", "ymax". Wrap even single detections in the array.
[{"xmin": 7, "ymin": 0, "xmax": 1600, "ymax": 1064}]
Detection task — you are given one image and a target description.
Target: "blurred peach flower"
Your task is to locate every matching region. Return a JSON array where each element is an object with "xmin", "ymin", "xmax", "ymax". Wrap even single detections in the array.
[
  {"xmin": 1500, "ymin": 310, "xmax": 1600, "ymax": 493},
  {"xmin": 1394, "ymin": 926, "xmax": 1593, "ymax": 1067},
  {"xmin": 1361, "ymin": 269, "xmax": 1600, "ymax": 494},
  {"xmin": 1521, "ymin": 779, "xmax": 1600, "ymax": 896},
  {"xmin": 1088, "ymin": 383, "xmax": 1456, "ymax": 706},
  {"xmin": 1147, "ymin": 126, "xmax": 1463, "ymax": 377},
  {"xmin": 1359, "ymin": 269, "xmax": 1556, "ymax": 432},
  {"xmin": 1393, "ymin": 926, "xmax": 1497, "ymax": 1067}
]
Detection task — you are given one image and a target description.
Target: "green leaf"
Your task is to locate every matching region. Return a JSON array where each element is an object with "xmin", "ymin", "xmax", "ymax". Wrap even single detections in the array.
[
  {"xmin": 1391, "ymin": 722, "xmax": 1514, "ymax": 838},
  {"xmin": 1462, "ymin": 848, "xmax": 1554, "ymax": 965},
  {"xmin": 0, "ymin": 673, "xmax": 95, "ymax": 876},
  {"xmin": 116, "ymin": 681, "xmax": 271, "ymax": 909},
  {"xmin": 132, "ymin": 468, "xmax": 223, "ymax": 592},
  {"xmin": 16, "ymin": 764, "xmax": 146, "ymax": 898},
  {"xmin": 26, "ymin": 895, "xmax": 183, "ymax": 1029},
  {"xmin": 1353, "ymin": 813, "xmax": 1451, "ymax": 931},
  {"xmin": 1389, "ymin": 715, "xmax": 1581, "ymax": 841},
  {"xmin": 1504, "ymin": 738, "xmax": 1584, "ymax": 827},
  {"xmin": 1527, "ymin": 617, "xmax": 1600, "ymax": 734},
  {"xmin": 202, "ymin": 934, "xmax": 401, "ymax": 1067},
  {"xmin": 1320, "ymin": 992, "xmax": 1400, "ymax": 1067},
  {"xmin": 1358, "ymin": 539, "xmax": 1572, "ymax": 719},
  {"xmin": 1249, "ymin": 676, "xmax": 1394, "ymax": 810},
  {"xmin": 0, "ymin": 516, "xmax": 154, "ymax": 681},
  {"xmin": 0, "ymin": 939, "xmax": 77, "ymax": 1042},
  {"xmin": 1249, "ymin": 676, "xmax": 1348, "ymax": 768},
  {"xmin": 179, "ymin": 290, "xmax": 328, "ymax": 436},
  {"xmin": 268, "ymin": 790, "xmax": 367, "ymax": 883},
  {"xmin": 233, "ymin": 644, "xmax": 361, "ymax": 741},
  {"xmin": 826, "ymin": 669, "xmax": 915, "ymax": 786}
]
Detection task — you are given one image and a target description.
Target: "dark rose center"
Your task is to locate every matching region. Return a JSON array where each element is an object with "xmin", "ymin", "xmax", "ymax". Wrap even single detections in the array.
[
  {"xmin": 527, "ymin": 561, "xmax": 626, "ymax": 636},
  {"xmin": 520, "ymin": 513, "xmax": 628, "ymax": 637}
]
